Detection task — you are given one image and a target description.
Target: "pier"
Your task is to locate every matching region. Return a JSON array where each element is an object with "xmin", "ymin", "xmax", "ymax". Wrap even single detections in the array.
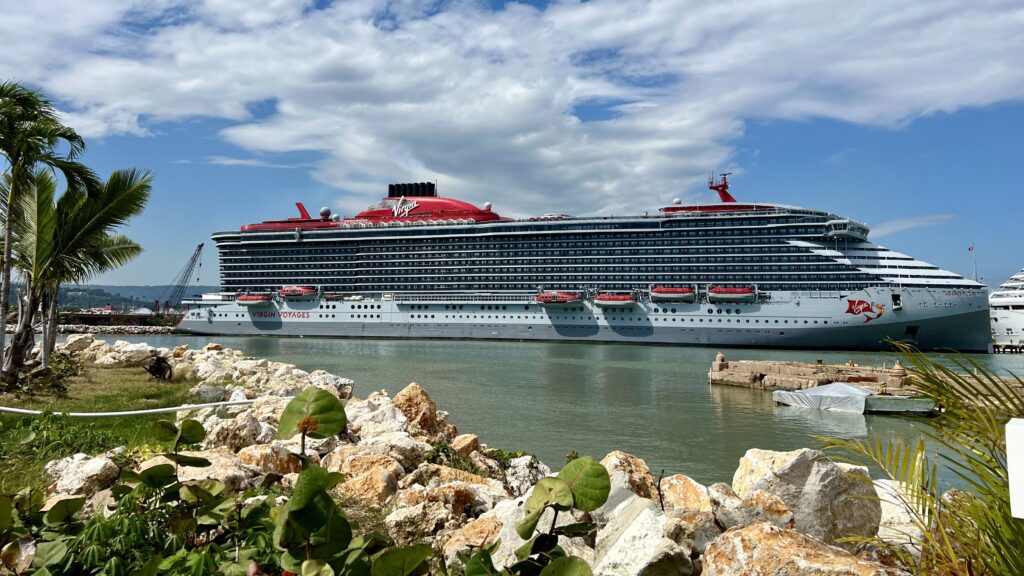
[{"xmin": 708, "ymin": 352, "xmax": 910, "ymax": 394}]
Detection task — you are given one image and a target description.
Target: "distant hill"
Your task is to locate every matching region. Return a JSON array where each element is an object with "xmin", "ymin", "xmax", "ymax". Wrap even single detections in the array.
[{"xmin": 75, "ymin": 285, "xmax": 222, "ymax": 300}]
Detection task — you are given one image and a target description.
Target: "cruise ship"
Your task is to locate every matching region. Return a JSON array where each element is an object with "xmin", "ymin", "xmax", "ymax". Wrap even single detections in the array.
[
  {"xmin": 990, "ymin": 268, "xmax": 1024, "ymax": 347},
  {"xmin": 177, "ymin": 177, "xmax": 990, "ymax": 351}
]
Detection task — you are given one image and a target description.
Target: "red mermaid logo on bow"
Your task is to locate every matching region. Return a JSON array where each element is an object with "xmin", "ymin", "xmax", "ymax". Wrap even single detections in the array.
[{"xmin": 846, "ymin": 299, "xmax": 885, "ymax": 323}]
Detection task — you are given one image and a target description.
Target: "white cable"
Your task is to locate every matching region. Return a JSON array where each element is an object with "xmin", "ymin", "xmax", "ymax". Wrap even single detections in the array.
[{"xmin": 0, "ymin": 398, "xmax": 292, "ymax": 418}]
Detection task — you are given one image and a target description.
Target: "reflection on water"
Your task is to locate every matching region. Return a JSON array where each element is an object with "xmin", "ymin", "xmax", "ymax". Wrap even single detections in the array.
[
  {"xmin": 90, "ymin": 334, "xmax": 1024, "ymax": 485},
  {"xmin": 772, "ymin": 406, "xmax": 869, "ymax": 437}
]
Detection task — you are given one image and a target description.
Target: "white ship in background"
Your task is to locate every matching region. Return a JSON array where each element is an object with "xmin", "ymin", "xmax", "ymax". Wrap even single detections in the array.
[
  {"xmin": 990, "ymin": 268, "xmax": 1024, "ymax": 346},
  {"xmin": 178, "ymin": 176, "xmax": 991, "ymax": 351}
]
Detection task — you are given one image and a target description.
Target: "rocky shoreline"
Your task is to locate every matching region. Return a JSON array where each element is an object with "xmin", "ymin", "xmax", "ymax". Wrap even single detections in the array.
[
  {"xmin": 6, "ymin": 324, "xmax": 176, "ymax": 335},
  {"xmin": 43, "ymin": 334, "xmax": 915, "ymax": 575}
]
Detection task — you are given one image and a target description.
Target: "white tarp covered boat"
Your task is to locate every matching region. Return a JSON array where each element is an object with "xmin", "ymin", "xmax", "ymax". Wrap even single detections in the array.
[{"xmin": 772, "ymin": 383, "xmax": 872, "ymax": 414}]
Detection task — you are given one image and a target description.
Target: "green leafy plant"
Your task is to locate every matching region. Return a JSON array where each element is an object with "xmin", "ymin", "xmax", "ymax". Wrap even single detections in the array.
[
  {"xmin": 0, "ymin": 413, "xmax": 120, "ymax": 463},
  {"xmin": 821, "ymin": 346, "xmax": 1024, "ymax": 576},
  {"xmin": 426, "ymin": 440, "xmax": 481, "ymax": 476},
  {"xmin": 461, "ymin": 456, "xmax": 610, "ymax": 576}
]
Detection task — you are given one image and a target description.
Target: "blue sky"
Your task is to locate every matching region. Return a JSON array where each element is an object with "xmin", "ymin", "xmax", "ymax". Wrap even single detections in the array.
[{"xmin": 2, "ymin": 0, "xmax": 1023, "ymax": 288}]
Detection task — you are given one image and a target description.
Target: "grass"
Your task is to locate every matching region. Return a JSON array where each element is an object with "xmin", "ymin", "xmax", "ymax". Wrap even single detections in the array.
[{"xmin": 0, "ymin": 365, "xmax": 194, "ymax": 492}]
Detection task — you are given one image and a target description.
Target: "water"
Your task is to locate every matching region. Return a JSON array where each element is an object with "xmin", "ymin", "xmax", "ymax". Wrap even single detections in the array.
[{"xmin": 98, "ymin": 335, "xmax": 1024, "ymax": 485}]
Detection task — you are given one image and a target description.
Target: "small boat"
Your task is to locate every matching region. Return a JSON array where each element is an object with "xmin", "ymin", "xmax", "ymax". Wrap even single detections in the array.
[
  {"xmin": 280, "ymin": 286, "xmax": 318, "ymax": 299},
  {"xmin": 594, "ymin": 293, "xmax": 637, "ymax": 308},
  {"xmin": 537, "ymin": 292, "xmax": 583, "ymax": 306},
  {"xmin": 236, "ymin": 294, "xmax": 274, "ymax": 306},
  {"xmin": 650, "ymin": 286, "xmax": 697, "ymax": 303},
  {"xmin": 708, "ymin": 286, "xmax": 757, "ymax": 303}
]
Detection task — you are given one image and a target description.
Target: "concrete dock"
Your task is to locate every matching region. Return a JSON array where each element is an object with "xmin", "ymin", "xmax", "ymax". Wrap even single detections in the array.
[{"xmin": 708, "ymin": 353, "xmax": 910, "ymax": 395}]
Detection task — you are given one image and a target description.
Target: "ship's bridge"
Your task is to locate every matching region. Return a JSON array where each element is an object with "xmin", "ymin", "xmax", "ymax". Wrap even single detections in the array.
[{"xmin": 822, "ymin": 219, "xmax": 869, "ymax": 241}]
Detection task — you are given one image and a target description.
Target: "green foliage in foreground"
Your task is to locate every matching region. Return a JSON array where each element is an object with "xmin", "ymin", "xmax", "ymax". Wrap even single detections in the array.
[
  {"xmin": 0, "ymin": 364, "xmax": 192, "ymax": 491},
  {"xmin": 822, "ymin": 345, "xmax": 1024, "ymax": 576},
  {"xmin": 0, "ymin": 385, "xmax": 608, "ymax": 575}
]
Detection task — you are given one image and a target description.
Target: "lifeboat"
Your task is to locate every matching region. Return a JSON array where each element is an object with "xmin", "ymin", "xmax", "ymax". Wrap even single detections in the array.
[
  {"xmin": 594, "ymin": 293, "xmax": 637, "ymax": 308},
  {"xmin": 279, "ymin": 286, "xmax": 318, "ymax": 299},
  {"xmin": 537, "ymin": 292, "xmax": 583, "ymax": 306},
  {"xmin": 236, "ymin": 294, "xmax": 273, "ymax": 306},
  {"xmin": 650, "ymin": 286, "xmax": 697, "ymax": 303},
  {"xmin": 708, "ymin": 286, "xmax": 757, "ymax": 303}
]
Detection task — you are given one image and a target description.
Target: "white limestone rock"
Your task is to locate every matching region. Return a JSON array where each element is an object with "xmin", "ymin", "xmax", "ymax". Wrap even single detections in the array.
[
  {"xmin": 45, "ymin": 454, "xmax": 119, "ymax": 496},
  {"xmin": 358, "ymin": 431, "xmax": 431, "ymax": 470},
  {"xmin": 138, "ymin": 447, "xmax": 260, "ymax": 493},
  {"xmin": 60, "ymin": 333, "xmax": 96, "ymax": 353},
  {"xmin": 346, "ymin": 396, "xmax": 409, "ymax": 438},
  {"xmin": 702, "ymin": 521, "xmax": 907, "ymax": 576},
  {"xmin": 308, "ymin": 369, "xmax": 354, "ymax": 399},
  {"xmin": 732, "ymin": 448, "xmax": 881, "ymax": 548},
  {"xmin": 593, "ymin": 495, "xmax": 693, "ymax": 576},
  {"xmin": 201, "ymin": 411, "xmax": 264, "ymax": 451},
  {"xmin": 875, "ymin": 480, "xmax": 923, "ymax": 555},
  {"xmin": 505, "ymin": 455, "xmax": 551, "ymax": 497}
]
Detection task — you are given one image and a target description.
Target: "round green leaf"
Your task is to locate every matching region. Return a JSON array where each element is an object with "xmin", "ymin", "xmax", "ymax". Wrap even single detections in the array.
[
  {"xmin": 177, "ymin": 419, "xmax": 206, "ymax": 444},
  {"xmin": 139, "ymin": 464, "xmax": 177, "ymax": 489},
  {"xmin": 42, "ymin": 496, "xmax": 86, "ymax": 526},
  {"xmin": 151, "ymin": 420, "xmax": 179, "ymax": 442},
  {"xmin": 13, "ymin": 428, "xmax": 35, "ymax": 445},
  {"xmin": 516, "ymin": 477, "xmax": 573, "ymax": 539},
  {"xmin": 371, "ymin": 544, "xmax": 433, "ymax": 576},
  {"xmin": 164, "ymin": 453, "xmax": 212, "ymax": 468},
  {"xmin": 302, "ymin": 559, "xmax": 335, "ymax": 576},
  {"xmin": 32, "ymin": 541, "xmax": 67, "ymax": 568},
  {"xmin": 539, "ymin": 556, "xmax": 593, "ymax": 576},
  {"xmin": 278, "ymin": 388, "xmax": 347, "ymax": 440},
  {"xmin": 557, "ymin": 457, "xmax": 610, "ymax": 512}
]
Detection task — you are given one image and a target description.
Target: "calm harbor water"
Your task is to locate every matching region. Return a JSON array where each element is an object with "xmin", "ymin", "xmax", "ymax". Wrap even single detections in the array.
[{"xmin": 100, "ymin": 335, "xmax": 1024, "ymax": 485}]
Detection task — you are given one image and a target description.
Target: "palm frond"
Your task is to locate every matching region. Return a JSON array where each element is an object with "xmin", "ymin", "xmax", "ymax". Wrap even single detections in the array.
[{"xmin": 821, "ymin": 346, "xmax": 1024, "ymax": 576}]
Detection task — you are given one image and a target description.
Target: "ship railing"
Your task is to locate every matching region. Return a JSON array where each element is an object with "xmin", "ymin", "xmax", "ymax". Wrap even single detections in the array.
[{"xmin": 389, "ymin": 293, "xmax": 535, "ymax": 303}]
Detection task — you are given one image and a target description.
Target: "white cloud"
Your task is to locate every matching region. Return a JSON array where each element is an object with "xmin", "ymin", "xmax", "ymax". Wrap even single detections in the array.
[
  {"xmin": 2, "ymin": 0, "xmax": 1023, "ymax": 217},
  {"xmin": 871, "ymin": 214, "xmax": 954, "ymax": 238},
  {"xmin": 206, "ymin": 155, "xmax": 311, "ymax": 169}
]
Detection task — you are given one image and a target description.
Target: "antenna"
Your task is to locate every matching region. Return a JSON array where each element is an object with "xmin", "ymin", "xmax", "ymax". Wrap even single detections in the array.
[{"xmin": 709, "ymin": 172, "xmax": 737, "ymax": 203}]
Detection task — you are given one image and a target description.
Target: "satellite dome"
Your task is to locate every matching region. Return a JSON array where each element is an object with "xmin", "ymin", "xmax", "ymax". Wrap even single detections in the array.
[
  {"xmin": 331, "ymin": 214, "xmax": 341, "ymax": 222},
  {"xmin": 483, "ymin": 202, "xmax": 492, "ymax": 211},
  {"xmin": 672, "ymin": 198, "xmax": 682, "ymax": 205},
  {"xmin": 319, "ymin": 207, "xmax": 332, "ymax": 218}
]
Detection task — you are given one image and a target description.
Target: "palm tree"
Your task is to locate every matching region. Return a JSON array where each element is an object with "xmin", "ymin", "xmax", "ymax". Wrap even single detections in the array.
[
  {"xmin": 0, "ymin": 168, "xmax": 150, "ymax": 383},
  {"xmin": 0, "ymin": 80, "xmax": 99, "ymax": 362},
  {"xmin": 822, "ymin": 346, "xmax": 1024, "ymax": 575}
]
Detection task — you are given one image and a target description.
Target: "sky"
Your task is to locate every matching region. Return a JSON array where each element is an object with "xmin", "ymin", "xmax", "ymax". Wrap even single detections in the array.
[{"xmin": 1, "ymin": 0, "xmax": 1022, "ymax": 288}]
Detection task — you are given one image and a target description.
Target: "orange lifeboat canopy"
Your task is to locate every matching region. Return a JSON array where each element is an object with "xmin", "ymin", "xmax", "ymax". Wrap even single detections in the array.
[
  {"xmin": 280, "ymin": 286, "xmax": 318, "ymax": 299},
  {"xmin": 594, "ymin": 293, "xmax": 637, "ymax": 308},
  {"xmin": 650, "ymin": 286, "xmax": 697, "ymax": 303},
  {"xmin": 536, "ymin": 292, "xmax": 582, "ymax": 306},
  {"xmin": 708, "ymin": 286, "xmax": 757, "ymax": 303}
]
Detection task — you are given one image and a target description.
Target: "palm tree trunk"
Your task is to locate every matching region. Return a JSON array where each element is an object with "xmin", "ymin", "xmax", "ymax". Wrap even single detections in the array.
[
  {"xmin": 42, "ymin": 287, "xmax": 59, "ymax": 366},
  {"xmin": 0, "ymin": 174, "xmax": 14, "ymax": 366},
  {"xmin": 2, "ymin": 282, "xmax": 36, "ymax": 384}
]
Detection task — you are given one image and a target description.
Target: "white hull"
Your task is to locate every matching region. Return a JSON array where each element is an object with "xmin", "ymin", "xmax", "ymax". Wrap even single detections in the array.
[{"xmin": 179, "ymin": 286, "xmax": 991, "ymax": 351}]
